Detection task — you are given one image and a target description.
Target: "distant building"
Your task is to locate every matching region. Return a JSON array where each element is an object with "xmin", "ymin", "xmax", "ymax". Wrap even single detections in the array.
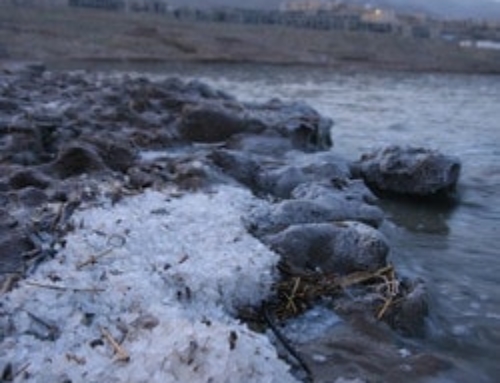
[
  {"xmin": 68, "ymin": 0, "xmax": 125, "ymax": 10},
  {"xmin": 280, "ymin": 0, "xmax": 342, "ymax": 13},
  {"xmin": 361, "ymin": 8, "xmax": 397, "ymax": 24}
]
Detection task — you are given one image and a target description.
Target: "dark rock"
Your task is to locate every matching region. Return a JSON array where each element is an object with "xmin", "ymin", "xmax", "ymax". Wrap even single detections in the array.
[
  {"xmin": 127, "ymin": 167, "xmax": 155, "ymax": 189},
  {"xmin": 0, "ymin": 97, "xmax": 18, "ymax": 112},
  {"xmin": 8, "ymin": 169, "xmax": 51, "ymax": 190},
  {"xmin": 18, "ymin": 187, "xmax": 49, "ymax": 208},
  {"xmin": 86, "ymin": 137, "xmax": 137, "ymax": 173},
  {"xmin": 179, "ymin": 102, "xmax": 248, "ymax": 143},
  {"xmin": 209, "ymin": 149, "xmax": 261, "ymax": 190},
  {"xmin": 357, "ymin": 146, "xmax": 461, "ymax": 200},
  {"xmin": 0, "ymin": 120, "xmax": 44, "ymax": 165},
  {"xmin": 0, "ymin": 229, "xmax": 35, "ymax": 273},
  {"xmin": 265, "ymin": 222, "xmax": 389, "ymax": 274},
  {"xmin": 245, "ymin": 99, "xmax": 333, "ymax": 152},
  {"xmin": 46, "ymin": 143, "xmax": 107, "ymax": 179},
  {"xmin": 0, "ymin": 209, "xmax": 18, "ymax": 230}
]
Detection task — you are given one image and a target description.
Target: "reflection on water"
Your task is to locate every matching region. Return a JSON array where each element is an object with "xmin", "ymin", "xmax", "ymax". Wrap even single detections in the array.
[
  {"xmin": 51, "ymin": 61, "xmax": 500, "ymax": 382},
  {"xmin": 378, "ymin": 199, "xmax": 455, "ymax": 235}
]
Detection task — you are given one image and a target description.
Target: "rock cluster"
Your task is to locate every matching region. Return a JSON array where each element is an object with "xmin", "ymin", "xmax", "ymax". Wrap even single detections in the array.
[{"xmin": 0, "ymin": 64, "xmax": 460, "ymax": 376}]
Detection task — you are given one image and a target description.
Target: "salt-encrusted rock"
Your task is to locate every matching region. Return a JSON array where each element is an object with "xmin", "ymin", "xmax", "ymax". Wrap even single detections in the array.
[
  {"xmin": 258, "ymin": 166, "xmax": 310, "ymax": 199},
  {"xmin": 256, "ymin": 152, "xmax": 350, "ymax": 198},
  {"xmin": 356, "ymin": 146, "xmax": 461, "ymax": 200},
  {"xmin": 291, "ymin": 183, "xmax": 384, "ymax": 227},
  {"xmin": 245, "ymin": 195, "xmax": 383, "ymax": 238},
  {"xmin": 265, "ymin": 222, "xmax": 389, "ymax": 274},
  {"xmin": 291, "ymin": 179, "xmax": 378, "ymax": 205}
]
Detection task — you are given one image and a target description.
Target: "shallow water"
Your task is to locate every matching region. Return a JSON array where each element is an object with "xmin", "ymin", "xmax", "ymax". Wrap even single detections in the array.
[{"xmin": 54, "ymin": 61, "xmax": 500, "ymax": 381}]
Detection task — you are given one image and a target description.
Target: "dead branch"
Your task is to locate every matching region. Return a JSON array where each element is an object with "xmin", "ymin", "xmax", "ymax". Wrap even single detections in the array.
[{"xmin": 101, "ymin": 327, "xmax": 130, "ymax": 362}]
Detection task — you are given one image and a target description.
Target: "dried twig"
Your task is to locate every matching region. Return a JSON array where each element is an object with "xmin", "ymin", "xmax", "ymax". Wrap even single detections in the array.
[
  {"xmin": 263, "ymin": 303, "xmax": 312, "ymax": 383},
  {"xmin": 101, "ymin": 327, "xmax": 130, "ymax": 362},
  {"xmin": 77, "ymin": 234, "xmax": 126, "ymax": 270},
  {"xmin": 0, "ymin": 274, "xmax": 19, "ymax": 295},
  {"xmin": 66, "ymin": 353, "xmax": 86, "ymax": 365},
  {"xmin": 25, "ymin": 280, "xmax": 105, "ymax": 293},
  {"xmin": 77, "ymin": 247, "xmax": 115, "ymax": 270},
  {"xmin": 13, "ymin": 362, "xmax": 30, "ymax": 379},
  {"xmin": 26, "ymin": 311, "xmax": 60, "ymax": 341}
]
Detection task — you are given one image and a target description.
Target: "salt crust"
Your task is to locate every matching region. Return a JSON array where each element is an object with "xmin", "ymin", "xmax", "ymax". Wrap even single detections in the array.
[{"xmin": 1, "ymin": 185, "xmax": 297, "ymax": 383}]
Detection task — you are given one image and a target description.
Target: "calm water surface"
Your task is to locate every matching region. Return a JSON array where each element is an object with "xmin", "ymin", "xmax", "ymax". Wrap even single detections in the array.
[{"xmin": 59, "ymin": 62, "xmax": 500, "ymax": 381}]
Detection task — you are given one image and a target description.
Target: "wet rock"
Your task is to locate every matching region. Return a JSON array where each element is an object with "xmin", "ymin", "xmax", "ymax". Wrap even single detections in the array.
[
  {"xmin": 383, "ymin": 279, "xmax": 429, "ymax": 338},
  {"xmin": 357, "ymin": 146, "xmax": 461, "ymax": 200},
  {"xmin": 265, "ymin": 222, "xmax": 389, "ymax": 274},
  {"xmin": 46, "ymin": 143, "xmax": 107, "ymax": 179},
  {"xmin": 179, "ymin": 102, "xmax": 248, "ymax": 143}
]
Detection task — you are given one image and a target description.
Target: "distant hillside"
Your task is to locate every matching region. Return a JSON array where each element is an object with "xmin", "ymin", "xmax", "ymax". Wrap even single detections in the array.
[{"xmin": 168, "ymin": 0, "xmax": 500, "ymax": 20}]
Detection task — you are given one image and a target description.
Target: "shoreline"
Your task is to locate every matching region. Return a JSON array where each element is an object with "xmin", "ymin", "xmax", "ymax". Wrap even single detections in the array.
[{"xmin": 1, "ymin": 4, "xmax": 500, "ymax": 75}]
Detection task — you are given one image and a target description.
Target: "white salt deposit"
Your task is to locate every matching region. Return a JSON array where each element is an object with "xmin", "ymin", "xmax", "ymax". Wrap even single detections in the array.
[{"xmin": 0, "ymin": 185, "xmax": 298, "ymax": 383}]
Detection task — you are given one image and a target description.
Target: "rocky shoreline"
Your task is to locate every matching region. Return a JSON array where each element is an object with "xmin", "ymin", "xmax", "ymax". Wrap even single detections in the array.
[{"xmin": 0, "ymin": 63, "xmax": 462, "ymax": 382}]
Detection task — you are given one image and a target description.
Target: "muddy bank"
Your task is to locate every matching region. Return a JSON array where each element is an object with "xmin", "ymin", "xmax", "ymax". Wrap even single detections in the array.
[{"xmin": 0, "ymin": 63, "xmax": 463, "ymax": 382}]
